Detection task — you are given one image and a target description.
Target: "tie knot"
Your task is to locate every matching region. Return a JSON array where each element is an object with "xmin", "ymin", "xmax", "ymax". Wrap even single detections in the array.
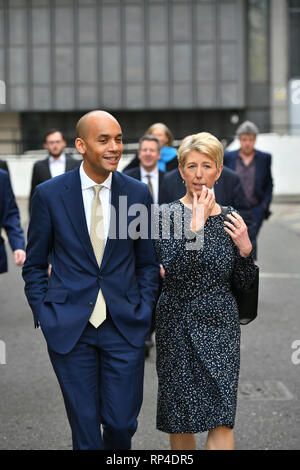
[
  {"xmin": 146, "ymin": 174, "xmax": 151, "ymax": 181},
  {"xmin": 93, "ymin": 185, "xmax": 103, "ymax": 197}
]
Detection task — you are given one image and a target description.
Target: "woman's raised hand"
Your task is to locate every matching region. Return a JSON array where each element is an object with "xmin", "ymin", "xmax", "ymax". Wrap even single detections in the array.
[{"xmin": 191, "ymin": 185, "xmax": 216, "ymax": 232}]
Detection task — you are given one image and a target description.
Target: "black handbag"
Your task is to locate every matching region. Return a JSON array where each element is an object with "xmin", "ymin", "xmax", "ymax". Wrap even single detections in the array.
[
  {"xmin": 221, "ymin": 206, "xmax": 259, "ymax": 325},
  {"xmin": 232, "ymin": 265, "xmax": 259, "ymax": 325}
]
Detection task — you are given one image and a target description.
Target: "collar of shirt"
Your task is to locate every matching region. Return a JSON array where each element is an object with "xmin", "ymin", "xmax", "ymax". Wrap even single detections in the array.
[
  {"xmin": 79, "ymin": 162, "xmax": 112, "ymax": 191},
  {"xmin": 79, "ymin": 162, "xmax": 112, "ymax": 241},
  {"xmin": 237, "ymin": 153, "xmax": 256, "ymax": 168},
  {"xmin": 49, "ymin": 153, "xmax": 66, "ymax": 165},
  {"xmin": 140, "ymin": 165, "xmax": 159, "ymax": 180}
]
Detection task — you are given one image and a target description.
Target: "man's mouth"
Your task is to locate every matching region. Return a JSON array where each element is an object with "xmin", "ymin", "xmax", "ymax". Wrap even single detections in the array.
[{"xmin": 103, "ymin": 155, "xmax": 120, "ymax": 163}]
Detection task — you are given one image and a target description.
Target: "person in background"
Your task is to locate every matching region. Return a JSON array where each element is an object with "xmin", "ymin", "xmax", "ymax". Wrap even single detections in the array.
[
  {"xmin": 29, "ymin": 129, "xmax": 81, "ymax": 213},
  {"xmin": 0, "ymin": 169, "xmax": 26, "ymax": 274},
  {"xmin": 122, "ymin": 123, "xmax": 178, "ymax": 173},
  {"xmin": 224, "ymin": 121, "xmax": 273, "ymax": 259},
  {"xmin": 146, "ymin": 123, "xmax": 178, "ymax": 172},
  {"xmin": 124, "ymin": 135, "xmax": 169, "ymax": 205}
]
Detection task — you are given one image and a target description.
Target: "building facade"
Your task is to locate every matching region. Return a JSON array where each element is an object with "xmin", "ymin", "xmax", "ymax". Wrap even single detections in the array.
[{"xmin": 0, "ymin": 0, "xmax": 297, "ymax": 153}]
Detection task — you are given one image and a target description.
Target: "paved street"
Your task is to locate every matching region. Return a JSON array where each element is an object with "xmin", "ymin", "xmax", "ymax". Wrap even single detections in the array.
[{"xmin": 0, "ymin": 200, "xmax": 299, "ymax": 450}]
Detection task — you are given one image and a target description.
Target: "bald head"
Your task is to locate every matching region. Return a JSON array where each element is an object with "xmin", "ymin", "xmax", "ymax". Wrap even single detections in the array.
[{"xmin": 76, "ymin": 110, "xmax": 120, "ymax": 140}]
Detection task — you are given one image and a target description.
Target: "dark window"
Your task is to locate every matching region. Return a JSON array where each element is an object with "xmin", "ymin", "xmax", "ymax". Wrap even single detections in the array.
[{"xmin": 289, "ymin": 0, "xmax": 300, "ymax": 77}]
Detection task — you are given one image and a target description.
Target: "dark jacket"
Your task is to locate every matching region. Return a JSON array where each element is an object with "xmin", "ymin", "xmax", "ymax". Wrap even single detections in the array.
[
  {"xmin": 0, "ymin": 159, "xmax": 9, "ymax": 175},
  {"xmin": 122, "ymin": 153, "xmax": 178, "ymax": 173},
  {"xmin": 124, "ymin": 166, "xmax": 170, "ymax": 205},
  {"xmin": 223, "ymin": 149, "xmax": 273, "ymax": 219},
  {"xmin": 29, "ymin": 154, "xmax": 82, "ymax": 212},
  {"xmin": 0, "ymin": 169, "xmax": 25, "ymax": 273}
]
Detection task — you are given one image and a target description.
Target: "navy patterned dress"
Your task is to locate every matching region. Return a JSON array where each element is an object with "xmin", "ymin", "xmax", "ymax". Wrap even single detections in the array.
[{"xmin": 154, "ymin": 200, "xmax": 257, "ymax": 434}]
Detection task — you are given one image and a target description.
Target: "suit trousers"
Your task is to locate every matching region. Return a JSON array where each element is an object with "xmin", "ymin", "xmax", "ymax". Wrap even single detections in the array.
[{"xmin": 48, "ymin": 316, "xmax": 145, "ymax": 450}]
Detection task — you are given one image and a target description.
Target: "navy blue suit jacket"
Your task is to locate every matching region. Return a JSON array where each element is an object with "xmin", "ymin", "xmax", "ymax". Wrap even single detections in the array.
[
  {"xmin": 123, "ymin": 166, "xmax": 169, "ymax": 205},
  {"xmin": 223, "ymin": 149, "xmax": 273, "ymax": 219},
  {"xmin": 0, "ymin": 170, "xmax": 25, "ymax": 273},
  {"xmin": 163, "ymin": 166, "xmax": 255, "ymax": 240},
  {"xmin": 22, "ymin": 168, "xmax": 160, "ymax": 354}
]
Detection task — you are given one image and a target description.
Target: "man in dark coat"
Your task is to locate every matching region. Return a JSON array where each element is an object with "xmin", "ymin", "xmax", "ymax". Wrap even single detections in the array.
[
  {"xmin": 29, "ymin": 129, "xmax": 81, "ymax": 213},
  {"xmin": 224, "ymin": 121, "xmax": 273, "ymax": 258}
]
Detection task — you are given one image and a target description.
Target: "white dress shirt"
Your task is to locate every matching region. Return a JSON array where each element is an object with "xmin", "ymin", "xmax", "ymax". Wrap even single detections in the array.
[
  {"xmin": 140, "ymin": 165, "xmax": 159, "ymax": 205},
  {"xmin": 79, "ymin": 163, "xmax": 112, "ymax": 246},
  {"xmin": 49, "ymin": 153, "xmax": 66, "ymax": 178}
]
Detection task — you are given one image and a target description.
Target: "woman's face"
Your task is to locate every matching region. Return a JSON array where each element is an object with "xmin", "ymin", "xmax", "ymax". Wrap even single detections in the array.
[
  {"xmin": 179, "ymin": 150, "xmax": 223, "ymax": 197},
  {"xmin": 151, "ymin": 127, "xmax": 169, "ymax": 147}
]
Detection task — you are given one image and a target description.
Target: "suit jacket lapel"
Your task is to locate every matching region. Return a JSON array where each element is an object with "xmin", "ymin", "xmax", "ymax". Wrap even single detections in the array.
[
  {"xmin": 61, "ymin": 168, "xmax": 97, "ymax": 267},
  {"xmin": 100, "ymin": 172, "xmax": 125, "ymax": 272},
  {"xmin": 44, "ymin": 158, "xmax": 52, "ymax": 179}
]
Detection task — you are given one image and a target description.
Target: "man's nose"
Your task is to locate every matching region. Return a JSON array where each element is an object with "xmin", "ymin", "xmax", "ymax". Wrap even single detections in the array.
[{"xmin": 108, "ymin": 139, "xmax": 119, "ymax": 151}]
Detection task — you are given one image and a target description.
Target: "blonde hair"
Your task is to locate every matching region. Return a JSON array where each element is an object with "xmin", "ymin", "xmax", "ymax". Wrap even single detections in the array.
[
  {"xmin": 145, "ymin": 123, "xmax": 174, "ymax": 146},
  {"xmin": 178, "ymin": 132, "xmax": 224, "ymax": 170}
]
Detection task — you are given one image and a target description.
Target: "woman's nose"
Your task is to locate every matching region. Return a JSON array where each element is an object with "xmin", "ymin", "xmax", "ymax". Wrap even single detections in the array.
[{"xmin": 195, "ymin": 166, "xmax": 203, "ymax": 178}]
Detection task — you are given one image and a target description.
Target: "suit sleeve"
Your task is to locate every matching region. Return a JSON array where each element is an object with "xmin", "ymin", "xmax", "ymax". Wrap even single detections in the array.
[
  {"xmin": 22, "ymin": 187, "xmax": 53, "ymax": 327},
  {"xmin": 2, "ymin": 174, "xmax": 25, "ymax": 252},
  {"xmin": 262, "ymin": 154, "xmax": 273, "ymax": 209},
  {"xmin": 29, "ymin": 162, "xmax": 40, "ymax": 214}
]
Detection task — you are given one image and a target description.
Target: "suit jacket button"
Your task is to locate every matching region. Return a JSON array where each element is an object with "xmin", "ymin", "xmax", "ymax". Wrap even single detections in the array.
[
  {"xmin": 88, "ymin": 301, "xmax": 93, "ymax": 306},
  {"xmin": 98, "ymin": 274, "xmax": 103, "ymax": 280}
]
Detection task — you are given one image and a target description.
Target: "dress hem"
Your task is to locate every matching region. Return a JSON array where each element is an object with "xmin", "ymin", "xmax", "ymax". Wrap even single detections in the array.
[{"xmin": 156, "ymin": 422, "xmax": 235, "ymax": 435}]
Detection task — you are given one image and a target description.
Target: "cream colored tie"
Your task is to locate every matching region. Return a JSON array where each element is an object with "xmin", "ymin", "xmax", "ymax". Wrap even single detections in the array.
[{"xmin": 89, "ymin": 185, "xmax": 106, "ymax": 328}]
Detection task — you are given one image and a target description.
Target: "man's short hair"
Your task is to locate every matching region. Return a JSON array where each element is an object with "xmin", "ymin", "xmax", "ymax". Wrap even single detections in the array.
[
  {"xmin": 236, "ymin": 121, "xmax": 259, "ymax": 137},
  {"xmin": 43, "ymin": 129, "xmax": 65, "ymax": 143},
  {"xmin": 138, "ymin": 135, "xmax": 161, "ymax": 151}
]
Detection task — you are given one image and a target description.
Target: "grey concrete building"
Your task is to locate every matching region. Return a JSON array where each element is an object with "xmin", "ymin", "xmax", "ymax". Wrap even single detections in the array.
[{"xmin": 0, "ymin": 0, "xmax": 298, "ymax": 153}]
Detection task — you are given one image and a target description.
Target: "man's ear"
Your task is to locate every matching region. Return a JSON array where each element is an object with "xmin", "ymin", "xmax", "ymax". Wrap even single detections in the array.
[{"xmin": 75, "ymin": 137, "xmax": 85, "ymax": 156}]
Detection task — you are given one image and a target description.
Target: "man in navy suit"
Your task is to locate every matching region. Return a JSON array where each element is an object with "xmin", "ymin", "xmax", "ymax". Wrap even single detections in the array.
[
  {"xmin": 0, "ymin": 169, "xmax": 25, "ymax": 273},
  {"xmin": 224, "ymin": 121, "xmax": 273, "ymax": 258},
  {"xmin": 22, "ymin": 111, "xmax": 159, "ymax": 450}
]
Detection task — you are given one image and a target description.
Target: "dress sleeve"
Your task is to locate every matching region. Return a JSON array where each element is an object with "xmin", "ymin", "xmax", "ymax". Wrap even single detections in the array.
[{"xmin": 153, "ymin": 206, "xmax": 203, "ymax": 277}]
